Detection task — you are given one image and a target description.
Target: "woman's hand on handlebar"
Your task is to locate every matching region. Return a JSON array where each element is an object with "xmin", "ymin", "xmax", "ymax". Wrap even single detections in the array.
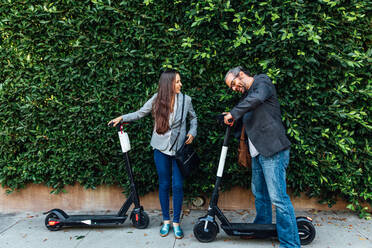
[
  {"xmin": 108, "ymin": 116, "xmax": 123, "ymax": 127},
  {"xmin": 185, "ymin": 134, "xmax": 194, "ymax": 144}
]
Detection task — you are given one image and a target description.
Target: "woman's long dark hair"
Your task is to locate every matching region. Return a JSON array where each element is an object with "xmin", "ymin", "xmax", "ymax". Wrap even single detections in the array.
[{"xmin": 152, "ymin": 69, "xmax": 179, "ymax": 134}]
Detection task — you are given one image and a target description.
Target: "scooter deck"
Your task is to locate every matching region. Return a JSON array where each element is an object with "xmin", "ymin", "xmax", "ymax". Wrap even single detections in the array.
[
  {"xmin": 221, "ymin": 223, "xmax": 277, "ymax": 236},
  {"xmin": 66, "ymin": 214, "xmax": 126, "ymax": 219},
  {"xmin": 59, "ymin": 215, "xmax": 128, "ymax": 226}
]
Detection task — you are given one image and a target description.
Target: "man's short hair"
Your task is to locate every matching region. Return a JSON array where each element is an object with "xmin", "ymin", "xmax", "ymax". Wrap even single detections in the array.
[{"xmin": 224, "ymin": 66, "xmax": 251, "ymax": 81}]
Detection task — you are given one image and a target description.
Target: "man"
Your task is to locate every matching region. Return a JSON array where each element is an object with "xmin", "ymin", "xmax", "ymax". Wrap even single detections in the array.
[{"xmin": 224, "ymin": 66, "xmax": 301, "ymax": 248}]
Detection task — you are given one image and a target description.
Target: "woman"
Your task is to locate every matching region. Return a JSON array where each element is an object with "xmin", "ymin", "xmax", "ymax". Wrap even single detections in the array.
[{"xmin": 108, "ymin": 69, "xmax": 197, "ymax": 239}]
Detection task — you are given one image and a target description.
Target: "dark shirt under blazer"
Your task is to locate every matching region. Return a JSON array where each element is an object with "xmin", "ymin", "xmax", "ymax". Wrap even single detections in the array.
[{"xmin": 230, "ymin": 74, "xmax": 291, "ymax": 157}]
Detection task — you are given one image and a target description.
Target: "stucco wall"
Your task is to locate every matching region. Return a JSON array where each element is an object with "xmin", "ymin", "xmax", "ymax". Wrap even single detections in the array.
[{"xmin": 0, "ymin": 184, "xmax": 355, "ymax": 213}]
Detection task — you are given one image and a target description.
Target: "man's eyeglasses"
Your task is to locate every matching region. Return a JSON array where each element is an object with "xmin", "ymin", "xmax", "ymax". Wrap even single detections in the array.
[{"xmin": 229, "ymin": 74, "xmax": 239, "ymax": 89}]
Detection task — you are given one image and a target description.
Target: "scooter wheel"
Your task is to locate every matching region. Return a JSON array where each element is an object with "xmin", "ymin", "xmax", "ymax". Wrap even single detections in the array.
[
  {"xmin": 45, "ymin": 213, "xmax": 62, "ymax": 231},
  {"xmin": 193, "ymin": 220, "xmax": 218, "ymax": 243},
  {"xmin": 131, "ymin": 211, "xmax": 150, "ymax": 229},
  {"xmin": 297, "ymin": 217, "xmax": 316, "ymax": 245}
]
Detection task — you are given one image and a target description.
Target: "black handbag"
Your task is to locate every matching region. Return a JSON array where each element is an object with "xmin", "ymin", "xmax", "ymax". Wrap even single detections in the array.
[
  {"xmin": 169, "ymin": 93, "xmax": 200, "ymax": 177},
  {"xmin": 175, "ymin": 141, "xmax": 200, "ymax": 177}
]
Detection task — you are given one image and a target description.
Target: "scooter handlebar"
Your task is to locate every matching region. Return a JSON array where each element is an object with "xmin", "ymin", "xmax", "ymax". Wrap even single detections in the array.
[
  {"xmin": 215, "ymin": 114, "xmax": 233, "ymax": 127},
  {"xmin": 108, "ymin": 122, "xmax": 128, "ymax": 132}
]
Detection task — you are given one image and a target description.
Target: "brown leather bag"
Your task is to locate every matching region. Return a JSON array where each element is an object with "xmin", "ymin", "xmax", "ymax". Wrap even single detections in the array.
[{"xmin": 238, "ymin": 127, "xmax": 251, "ymax": 168}]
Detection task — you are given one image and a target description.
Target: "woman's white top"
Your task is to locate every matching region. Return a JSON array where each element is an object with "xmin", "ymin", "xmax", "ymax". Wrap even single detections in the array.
[{"xmin": 152, "ymin": 94, "xmax": 178, "ymax": 156}]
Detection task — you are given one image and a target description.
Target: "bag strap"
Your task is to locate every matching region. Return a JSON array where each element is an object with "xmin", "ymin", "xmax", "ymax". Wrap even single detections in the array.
[{"xmin": 169, "ymin": 93, "xmax": 185, "ymax": 151}]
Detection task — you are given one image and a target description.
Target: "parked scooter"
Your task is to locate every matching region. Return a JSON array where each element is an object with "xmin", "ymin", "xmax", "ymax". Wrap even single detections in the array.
[
  {"xmin": 193, "ymin": 115, "xmax": 316, "ymax": 245},
  {"xmin": 44, "ymin": 123, "xmax": 149, "ymax": 231}
]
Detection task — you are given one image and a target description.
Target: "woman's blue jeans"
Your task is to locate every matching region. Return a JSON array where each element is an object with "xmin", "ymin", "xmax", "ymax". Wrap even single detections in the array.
[
  {"xmin": 154, "ymin": 149, "xmax": 184, "ymax": 223},
  {"xmin": 251, "ymin": 149, "xmax": 301, "ymax": 248}
]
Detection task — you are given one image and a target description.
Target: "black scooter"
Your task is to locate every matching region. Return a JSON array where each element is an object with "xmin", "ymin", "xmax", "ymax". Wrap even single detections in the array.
[
  {"xmin": 193, "ymin": 115, "xmax": 316, "ymax": 245},
  {"xmin": 44, "ymin": 123, "xmax": 149, "ymax": 231}
]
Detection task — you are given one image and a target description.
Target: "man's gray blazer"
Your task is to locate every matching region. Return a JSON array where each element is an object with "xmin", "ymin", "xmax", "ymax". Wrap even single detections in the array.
[
  {"xmin": 121, "ymin": 93, "xmax": 197, "ymax": 152},
  {"xmin": 230, "ymin": 74, "xmax": 291, "ymax": 157}
]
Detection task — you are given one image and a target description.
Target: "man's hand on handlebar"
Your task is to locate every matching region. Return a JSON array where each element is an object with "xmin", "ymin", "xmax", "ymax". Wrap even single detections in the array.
[
  {"xmin": 108, "ymin": 116, "xmax": 123, "ymax": 127},
  {"xmin": 223, "ymin": 112, "xmax": 234, "ymax": 126}
]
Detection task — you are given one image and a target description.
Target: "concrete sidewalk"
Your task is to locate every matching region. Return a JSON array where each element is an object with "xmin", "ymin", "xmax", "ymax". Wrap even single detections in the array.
[{"xmin": 0, "ymin": 209, "xmax": 371, "ymax": 248}]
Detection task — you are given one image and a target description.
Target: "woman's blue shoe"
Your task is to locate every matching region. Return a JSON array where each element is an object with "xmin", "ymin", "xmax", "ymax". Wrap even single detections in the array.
[
  {"xmin": 160, "ymin": 223, "xmax": 171, "ymax": 237},
  {"xmin": 173, "ymin": 225, "xmax": 184, "ymax": 239}
]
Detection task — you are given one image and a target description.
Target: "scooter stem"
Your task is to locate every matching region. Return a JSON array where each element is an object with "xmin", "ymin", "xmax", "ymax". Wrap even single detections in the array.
[{"xmin": 216, "ymin": 126, "xmax": 231, "ymax": 177}]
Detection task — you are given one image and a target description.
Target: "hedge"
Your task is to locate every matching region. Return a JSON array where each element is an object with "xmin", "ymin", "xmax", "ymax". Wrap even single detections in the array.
[{"xmin": 0, "ymin": 0, "xmax": 371, "ymax": 217}]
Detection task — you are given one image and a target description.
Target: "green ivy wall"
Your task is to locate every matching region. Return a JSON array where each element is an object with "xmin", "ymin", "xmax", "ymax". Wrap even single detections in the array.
[{"xmin": 0, "ymin": 0, "xmax": 371, "ymax": 217}]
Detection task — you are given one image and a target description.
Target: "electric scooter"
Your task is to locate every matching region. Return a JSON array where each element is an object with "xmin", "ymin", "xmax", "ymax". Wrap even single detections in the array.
[
  {"xmin": 44, "ymin": 123, "xmax": 150, "ymax": 231},
  {"xmin": 193, "ymin": 115, "xmax": 316, "ymax": 245}
]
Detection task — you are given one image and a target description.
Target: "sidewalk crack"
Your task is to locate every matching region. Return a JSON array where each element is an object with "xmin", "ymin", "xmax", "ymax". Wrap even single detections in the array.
[
  {"xmin": 0, "ymin": 220, "xmax": 22, "ymax": 236},
  {"xmin": 356, "ymin": 229, "xmax": 371, "ymax": 243},
  {"xmin": 172, "ymin": 238, "xmax": 177, "ymax": 248}
]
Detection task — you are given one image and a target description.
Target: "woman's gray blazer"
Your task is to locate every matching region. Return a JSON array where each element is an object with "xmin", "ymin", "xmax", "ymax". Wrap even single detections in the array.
[{"xmin": 121, "ymin": 93, "xmax": 197, "ymax": 152}]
